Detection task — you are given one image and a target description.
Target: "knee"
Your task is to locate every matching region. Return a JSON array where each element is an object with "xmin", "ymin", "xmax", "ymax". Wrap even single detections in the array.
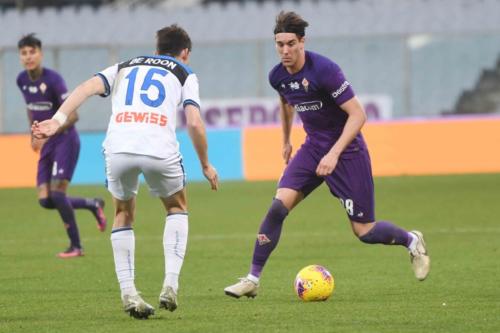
[
  {"xmin": 266, "ymin": 198, "xmax": 289, "ymax": 222},
  {"xmin": 49, "ymin": 191, "xmax": 66, "ymax": 203},
  {"xmin": 38, "ymin": 198, "xmax": 55, "ymax": 209},
  {"xmin": 352, "ymin": 221, "xmax": 375, "ymax": 239},
  {"xmin": 114, "ymin": 205, "xmax": 135, "ymax": 226}
]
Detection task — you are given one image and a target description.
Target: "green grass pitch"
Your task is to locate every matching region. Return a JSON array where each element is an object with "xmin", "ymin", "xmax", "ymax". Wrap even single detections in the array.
[{"xmin": 1, "ymin": 174, "xmax": 499, "ymax": 332}]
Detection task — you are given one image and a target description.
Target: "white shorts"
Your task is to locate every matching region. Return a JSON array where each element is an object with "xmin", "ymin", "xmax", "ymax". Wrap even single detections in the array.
[{"xmin": 104, "ymin": 152, "xmax": 186, "ymax": 200}]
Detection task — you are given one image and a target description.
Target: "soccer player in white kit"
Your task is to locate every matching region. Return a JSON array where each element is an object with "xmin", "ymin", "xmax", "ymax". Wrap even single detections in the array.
[{"xmin": 32, "ymin": 25, "xmax": 219, "ymax": 319}]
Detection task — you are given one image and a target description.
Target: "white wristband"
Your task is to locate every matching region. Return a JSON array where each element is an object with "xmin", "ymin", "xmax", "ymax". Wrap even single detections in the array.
[{"xmin": 53, "ymin": 111, "xmax": 68, "ymax": 126}]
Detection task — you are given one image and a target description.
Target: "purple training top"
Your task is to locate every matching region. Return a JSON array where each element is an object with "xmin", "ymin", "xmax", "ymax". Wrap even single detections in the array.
[
  {"xmin": 269, "ymin": 50, "xmax": 366, "ymax": 153},
  {"xmin": 16, "ymin": 67, "xmax": 77, "ymax": 145}
]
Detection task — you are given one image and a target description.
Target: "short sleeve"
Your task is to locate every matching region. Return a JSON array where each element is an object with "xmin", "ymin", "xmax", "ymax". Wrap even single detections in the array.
[
  {"xmin": 51, "ymin": 72, "xmax": 69, "ymax": 106},
  {"xmin": 268, "ymin": 65, "xmax": 288, "ymax": 103},
  {"xmin": 95, "ymin": 63, "xmax": 118, "ymax": 97},
  {"xmin": 16, "ymin": 73, "xmax": 22, "ymax": 89},
  {"xmin": 181, "ymin": 73, "xmax": 201, "ymax": 109},
  {"xmin": 320, "ymin": 62, "xmax": 355, "ymax": 106}
]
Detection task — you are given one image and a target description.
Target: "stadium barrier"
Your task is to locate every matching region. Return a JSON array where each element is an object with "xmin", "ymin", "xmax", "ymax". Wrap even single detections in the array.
[
  {"xmin": 1, "ymin": 116, "xmax": 499, "ymax": 188},
  {"xmin": 243, "ymin": 116, "xmax": 500, "ymax": 180}
]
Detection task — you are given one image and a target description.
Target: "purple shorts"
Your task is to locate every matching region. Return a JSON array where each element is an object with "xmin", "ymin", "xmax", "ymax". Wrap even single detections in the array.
[
  {"xmin": 37, "ymin": 129, "xmax": 80, "ymax": 186},
  {"xmin": 278, "ymin": 143, "xmax": 375, "ymax": 223}
]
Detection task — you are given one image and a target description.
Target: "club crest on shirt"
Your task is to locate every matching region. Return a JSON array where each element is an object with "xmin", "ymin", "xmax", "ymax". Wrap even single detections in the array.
[
  {"xmin": 39, "ymin": 82, "xmax": 47, "ymax": 94},
  {"xmin": 257, "ymin": 234, "xmax": 271, "ymax": 245},
  {"xmin": 302, "ymin": 77, "xmax": 309, "ymax": 92}
]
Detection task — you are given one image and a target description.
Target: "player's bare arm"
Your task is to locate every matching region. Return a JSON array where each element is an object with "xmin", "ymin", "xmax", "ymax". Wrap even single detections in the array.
[
  {"xmin": 32, "ymin": 76, "xmax": 105, "ymax": 139},
  {"xmin": 316, "ymin": 96, "xmax": 367, "ymax": 176},
  {"xmin": 279, "ymin": 95, "xmax": 295, "ymax": 164},
  {"xmin": 185, "ymin": 104, "xmax": 218, "ymax": 190},
  {"xmin": 56, "ymin": 110, "xmax": 79, "ymax": 133},
  {"xmin": 26, "ymin": 107, "xmax": 45, "ymax": 152}
]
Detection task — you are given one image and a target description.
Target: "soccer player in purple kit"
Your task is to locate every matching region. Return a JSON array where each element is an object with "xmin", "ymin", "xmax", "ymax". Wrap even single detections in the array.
[
  {"xmin": 224, "ymin": 11, "xmax": 430, "ymax": 298},
  {"xmin": 17, "ymin": 34, "xmax": 107, "ymax": 258}
]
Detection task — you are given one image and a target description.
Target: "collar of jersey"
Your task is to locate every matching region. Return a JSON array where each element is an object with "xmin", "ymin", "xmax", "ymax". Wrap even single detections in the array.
[{"xmin": 142, "ymin": 54, "xmax": 193, "ymax": 74}]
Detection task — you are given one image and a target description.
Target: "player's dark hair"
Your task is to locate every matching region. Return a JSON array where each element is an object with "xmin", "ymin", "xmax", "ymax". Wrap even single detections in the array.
[
  {"xmin": 156, "ymin": 24, "xmax": 192, "ymax": 57},
  {"xmin": 274, "ymin": 11, "xmax": 309, "ymax": 37},
  {"xmin": 18, "ymin": 33, "xmax": 42, "ymax": 49}
]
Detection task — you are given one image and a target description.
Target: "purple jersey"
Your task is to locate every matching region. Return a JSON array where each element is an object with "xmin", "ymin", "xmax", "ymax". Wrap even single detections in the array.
[
  {"xmin": 269, "ymin": 51, "xmax": 366, "ymax": 153},
  {"xmin": 17, "ymin": 68, "xmax": 80, "ymax": 185},
  {"xmin": 16, "ymin": 68, "xmax": 77, "ymax": 145},
  {"xmin": 270, "ymin": 51, "xmax": 375, "ymax": 222}
]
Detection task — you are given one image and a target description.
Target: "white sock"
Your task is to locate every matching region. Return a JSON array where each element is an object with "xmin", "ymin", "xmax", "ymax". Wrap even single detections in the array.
[
  {"xmin": 246, "ymin": 274, "xmax": 259, "ymax": 284},
  {"xmin": 407, "ymin": 232, "xmax": 418, "ymax": 252},
  {"xmin": 110, "ymin": 228, "xmax": 137, "ymax": 298},
  {"xmin": 163, "ymin": 214, "xmax": 188, "ymax": 293}
]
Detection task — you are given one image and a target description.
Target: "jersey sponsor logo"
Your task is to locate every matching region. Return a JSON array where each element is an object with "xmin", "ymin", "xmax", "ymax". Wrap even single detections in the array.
[
  {"xmin": 115, "ymin": 111, "xmax": 168, "ymax": 126},
  {"xmin": 294, "ymin": 101, "xmax": 323, "ymax": 113},
  {"xmin": 27, "ymin": 102, "xmax": 53, "ymax": 111},
  {"xmin": 331, "ymin": 80, "xmax": 350, "ymax": 99},
  {"xmin": 28, "ymin": 86, "xmax": 38, "ymax": 94}
]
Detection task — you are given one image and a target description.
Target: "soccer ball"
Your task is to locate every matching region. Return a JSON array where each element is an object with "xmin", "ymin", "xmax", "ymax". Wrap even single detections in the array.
[{"xmin": 294, "ymin": 265, "xmax": 335, "ymax": 301}]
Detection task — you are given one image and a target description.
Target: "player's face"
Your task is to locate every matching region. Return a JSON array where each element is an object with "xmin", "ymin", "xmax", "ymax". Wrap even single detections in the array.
[
  {"xmin": 19, "ymin": 46, "xmax": 43, "ymax": 71},
  {"xmin": 275, "ymin": 33, "xmax": 305, "ymax": 71}
]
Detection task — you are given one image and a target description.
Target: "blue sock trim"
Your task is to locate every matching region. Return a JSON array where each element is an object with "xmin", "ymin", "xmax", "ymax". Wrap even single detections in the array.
[
  {"xmin": 111, "ymin": 227, "xmax": 133, "ymax": 234},
  {"xmin": 167, "ymin": 212, "xmax": 188, "ymax": 216}
]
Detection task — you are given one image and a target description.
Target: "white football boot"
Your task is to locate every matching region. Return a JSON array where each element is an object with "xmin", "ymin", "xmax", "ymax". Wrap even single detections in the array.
[
  {"xmin": 224, "ymin": 278, "xmax": 259, "ymax": 298},
  {"xmin": 159, "ymin": 286, "xmax": 178, "ymax": 312},
  {"xmin": 409, "ymin": 230, "xmax": 430, "ymax": 281},
  {"xmin": 122, "ymin": 294, "xmax": 155, "ymax": 319}
]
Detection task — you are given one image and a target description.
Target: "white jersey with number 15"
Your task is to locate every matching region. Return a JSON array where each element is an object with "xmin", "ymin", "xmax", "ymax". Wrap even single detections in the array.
[{"xmin": 96, "ymin": 55, "xmax": 201, "ymax": 159}]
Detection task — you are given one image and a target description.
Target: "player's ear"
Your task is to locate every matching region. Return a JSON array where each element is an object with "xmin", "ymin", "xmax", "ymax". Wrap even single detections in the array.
[{"xmin": 179, "ymin": 48, "xmax": 190, "ymax": 64}]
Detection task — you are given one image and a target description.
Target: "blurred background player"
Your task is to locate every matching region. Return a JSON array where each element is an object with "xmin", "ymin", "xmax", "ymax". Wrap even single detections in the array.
[
  {"xmin": 17, "ymin": 33, "xmax": 107, "ymax": 259},
  {"xmin": 224, "ymin": 11, "xmax": 430, "ymax": 298},
  {"xmin": 32, "ymin": 25, "xmax": 218, "ymax": 319}
]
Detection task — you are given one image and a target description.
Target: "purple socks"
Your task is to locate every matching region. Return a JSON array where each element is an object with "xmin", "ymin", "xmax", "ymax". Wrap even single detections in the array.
[
  {"xmin": 359, "ymin": 221, "xmax": 411, "ymax": 247},
  {"xmin": 50, "ymin": 191, "xmax": 81, "ymax": 249},
  {"xmin": 68, "ymin": 197, "xmax": 96, "ymax": 210},
  {"xmin": 39, "ymin": 197, "xmax": 96, "ymax": 211},
  {"xmin": 250, "ymin": 199, "xmax": 289, "ymax": 278}
]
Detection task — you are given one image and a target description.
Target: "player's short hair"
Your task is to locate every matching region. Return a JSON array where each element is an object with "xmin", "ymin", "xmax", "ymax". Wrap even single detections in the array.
[
  {"xmin": 18, "ymin": 33, "xmax": 42, "ymax": 49},
  {"xmin": 273, "ymin": 11, "xmax": 309, "ymax": 38},
  {"xmin": 156, "ymin": 24, "xmax": 192, "ymax": 57}
]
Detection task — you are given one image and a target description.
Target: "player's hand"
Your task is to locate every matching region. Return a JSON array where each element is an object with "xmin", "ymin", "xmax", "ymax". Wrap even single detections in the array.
[
  {"xmin": 31, "ymin": 119, "xmax": 60, "ymax": 139},
  {"xmin": 202, "ymin": 164, "xmax": 218, "ymax": 191},
  {"xmin": 30, "ymin": 135, "xmax": 47, "ymax": 152},
  {"xmin": 283, "ymin": 142, "xmax": 293, "ymax": 164},
  {"xmin": 316, "ymin": 151, "xmax": 340, "ymax": 176}
]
